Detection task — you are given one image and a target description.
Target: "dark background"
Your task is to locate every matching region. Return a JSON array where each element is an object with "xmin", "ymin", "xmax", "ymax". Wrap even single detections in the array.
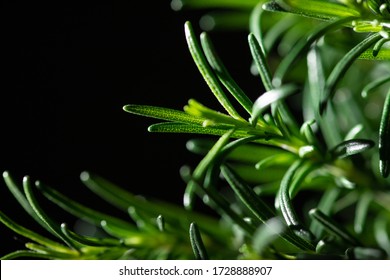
[{"xmin": 0, "ymin": 1, "xmax": 257, "ymax": 255}]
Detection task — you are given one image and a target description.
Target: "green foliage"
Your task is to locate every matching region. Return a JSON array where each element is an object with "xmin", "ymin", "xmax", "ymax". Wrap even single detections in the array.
[{"xmin": 2, "ymin": 0, "xmax": 390, "ymax": 259}]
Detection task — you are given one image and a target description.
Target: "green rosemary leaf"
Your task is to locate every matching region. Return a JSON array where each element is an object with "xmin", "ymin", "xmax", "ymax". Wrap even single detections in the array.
[
  {"xmin": 374, "ymin": 214, "xmax": 390, "ymax": 256},
  {"xmin": 123, "ymin": 104, "xmax": 204, "ymax": 125},
  {"xmin": 81, "ymin": 172, "xmax": 227, "ymax": 240},
  {"xmin": 320, "ymin": 33, "xmax": 382, "ymax": 114},
  {"xmin": 251, "ymin": 84, "xmax": 299, "ymax": 126},
  {"xmin": 188, "ymin": 176, "xmax": 256, "ymax": 235},
  {"xmin": 186, "ymin": 138, "xmax": 282, "ymax": 163},
  {"xmin": 262, "ymin": 0, "xmax": 288, "ymax": 13},
  {"xmin": 149, "ymin": 122, "xmax": 274, "ymax": 140},
  {"xmin": 128, "ymin": 207, "xmax": 158, "ymax": 231},
  {"xmin": 2, "ymin": 171, "xmax": 47, "ymax": 229},
  {"xmin": 248, "ymin": 33, "xmax": 273, "ymax": 91},
  {"xmin": 36, "ymin": 181, "xmax": 135, "ymax": 231},
  {"xmin": 278, "ymin": 160, "xmax": 315, "ymax": 240},
  {"xmin": 156, "ymin": 215, "xmax": 165, "ymax": 232},
  {"xmin": 255, "ymin": 153, "xmax": 296, "ymax": 170},
  {"xmin": 272, "ymin": 102, "xmax": 301, "ymax": 138},
  {"xmin": 315, "ymin": 236, "xmax": 346, "ymax": 255},
  {"xmin": 0, "ymin": 210, "xmax": 74, "ymax": 254},
  {"xmin": 329, "ymin": 139, "xmax": 375, "ymax": 159},
  {"xmin": 200, "ymin": 32, "xmax": 253, "ymax": 114},
  {"xmin": 184, "ymin": 99, "xmax": 249, "ymax": 127},
  {"xmin": 352, "ymin": 21, "xmax": 383, "ymax": 33},
  {"xmin": 359, "ymin": 48, "xmax": 390, "ymax": 60},
  {"xmin": 148, "ymin": 122, "xmax": 224, "ymax": 135},
  {"xmin": 24, "ymin": 242, "xmax": 78, "ymax": 259},
  {"xmin": 61, "ymin": 223, "xmax": 122, "ymax": 247},
  {"xmin": 184, "ymin": 21, "xmax": 241, "ymax": 119},
  {"xmin": 252, "ymin": 217, "xmax": 286, "ymax": 254},
  {"xmin": 309, "ymin": 208, "xmax": 361, "ymax": 246},
  {"xmin": 23, "ymin": 178, "xmax": 76, "ymax": 249},
  {"xmin": 300, "ymin": 120, "xmax": 321, "ymax": 148},
  {"xmin": 310, "ymin": 188, "xmax": 341, "ymax": 238},
  {"xmin": 361, "ymin": 76, "xmax": 390, "ymax": 98},
  {"xmin": 273, "ymin": 17, "xmax": 356, "ymax": 86},
  {"xmin": 249, "ymin": 1, "xmax": 266, "ymax": 50},
  {"xmin": 220, "ymin": 164, "xmax": 275, "ymax": 223},
  {"xmin": 189, "ymin": 223, "xmax": 209, "ymax": 260},
  {"xmin": 221, "ymin": 164, "xmax": 314, "ymax": 251},
  {"xmin": 344, "ymin": 124, "xmax": 364, "ymax": 140},
  {"xmin": 149, "ymin": 122, "xmax": 229, "ymax": 135},
  {"xmin": 306, "ymin": 46, "xmax": 342, "ymax": 147},
  {"xmin": 100, "ymin": 221, "xmax": 137, "ymax": 240},
  {"xmin": 354, "ymin": 191, "xmax": 373, "ymax": 234},
  {"xmin": 379, "ymin": 91, "xmax": 390, "ymax": 178},
  {"xmin": 274, "ymin": 0, "xmax": 360, "ymax": 20},
  {"xmin": 1, "ymin": 250, "xmax": 55, "ymax": 260},
  {"xmin": 372, "ymin": 38, "xmax": 390, "ymax": 57},
  {"xmin": 184, "ymin": 130, "xmax": 233, "ymax": 209}
]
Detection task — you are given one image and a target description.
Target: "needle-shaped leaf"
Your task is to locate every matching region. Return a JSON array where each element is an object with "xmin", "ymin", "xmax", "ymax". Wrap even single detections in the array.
[
  {"xmin": 23, "ymin": 177, "xmax": 76, "ymax": 249},
  {"xmin": 189, "ymin": 223, "xmax": 209, "ymax": 260},
  {"xmin": 374, "ymin": 214, "xmax": 390, "ymax": 256},
  {"xmin": 309, "ymin": 208, "xmax": 361, "ymax": 246},
  {"xmin": 221, "ymin": 164, "xmax": 314, "ymax": 250},
  {"xmin": 249, "ymin": 1, "xmax": 266, "ymax": 50},
  {"xmin": 273, "ymin": 17, "xmax": 355, "ymax": 86},
  {"xmin": 344, "ymin": 124, "xmax": 364, "ymax": 140},
  {"xmin": 186, "ymin": 138, "xmax": 283, "ymax": 163},
  {"xmin": 310, "ymin": 188, "xmax": 341, "ymax": 238},
  {"xmin": 184, "ymin": 99, "xmax": 249, "ymax": 128},
  {"xmin": 184, "ymin": 130, "xmax": 233, "ymax": 209},
  {"xmin": 2, "ymin": 171, "xmax": 48, "ymax": 229},
  {"xmin": 1, "ymin": 250, "xmax": 58, "ymax": 260},
  {"xmin": 184, "ymin": 21, "xmax": 240, "ymax": 119},
  {"xmin": 354, "ymin": 191, "xmax": 373, "ymax": 234},
  {"xmin": 0, "ymin": 210, "xmax": 74, "ymax": 254},
  {"xmin": 24, "ymin": 242, "xmax": 79, "ymax": 259},
  {"xmin": 255, "ymin": 153, "xmax": 296, "ymax": 170},
  {"xmin": 359, "ymin": 48, "xmax": 390, "ymax": 60},
  {"xmin": 306, "ymin": 46, "xmax": 343, "ymax": 147},
  {"xmin": 278, "ymin": 160, "xmax": 315, "ymax": 241},
  {"xmin": 156, "ymin": 215, "xmax": 165, "ymax": 232},
  {"xmin": 320, "ymin": 33, "xmax": 382, "ymax": 114},
  {"xmin": 221, "ymin": 164, "xmax": 275, "ymax": 223},
  {"xmin": 252, "ymin": 217, "xmax": 286, "ymax": 254},
  {"xmin": 300, "ymin": 120, "xmax": 322, "ymax": 149},
  {"xmin": 36, "ymin": 181, "xmax": 135, "ymax": 231},
  {"xmin": 61, "ymin": 223, "xmax": 122, "ymax": 247},
  {"xmin": 329, "ymin": 139, "xmax": 375, "ymax": 159},
  {"xmin": 361, "ymin": 76, "xmax": 390, "ymax": 98},
  {"xmin": 372, "ymin": 38, "xmax": 390, "ymax": 57},
  {"xmin": 274, "ymin": 0, "xmax": 360, "ymax": 20},
  {"xmin": 248, "ymin": 33, "xmax": 273, "ymax": 92},
  {"xmin": 200, "ymin": 32, "xmax": 253, "ymax": 114},
  {"xmin": 81, "ymin": 172, "xmax": 226, "ymax": 240},
  {"xmin": 148, "ymin": 122, "xmax": 231, "ymax": 135},
  {"xmin": 379, "ymin": 91, "xmax": 390, "ymax": 178},
  {"xmin": 251, "ymin": 84, "xmax": 299, "ymax": 126},
  {"xmin": 123, "ymin": 104, "xmax": 204, "ymax": 125}
]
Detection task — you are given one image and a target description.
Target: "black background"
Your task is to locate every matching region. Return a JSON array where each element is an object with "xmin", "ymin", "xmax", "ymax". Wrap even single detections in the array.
[{"xmin": 1, "ymin": 0, "xmax": 258, "ymax": 255}]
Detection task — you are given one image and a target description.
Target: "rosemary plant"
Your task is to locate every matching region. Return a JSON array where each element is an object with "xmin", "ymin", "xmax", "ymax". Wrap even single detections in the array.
[{"xmin": 1, "ymin": 0, "xmax": 390, "ymax": 260}]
